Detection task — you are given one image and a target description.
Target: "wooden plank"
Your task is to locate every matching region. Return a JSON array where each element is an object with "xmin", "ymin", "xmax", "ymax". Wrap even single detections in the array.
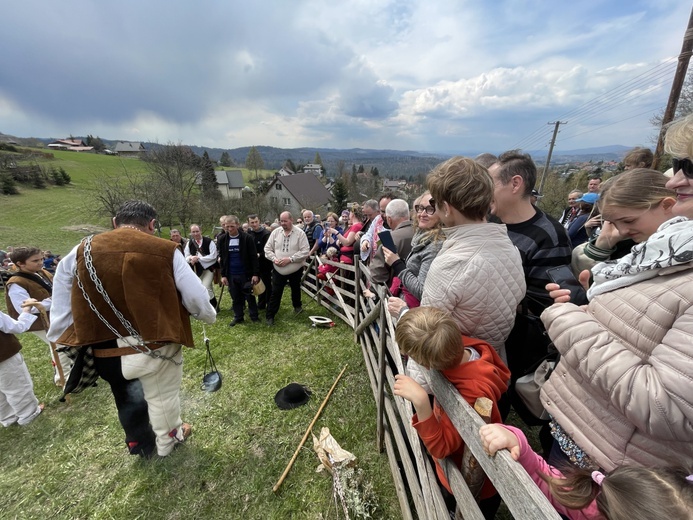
[{"xmin": 429, "ymin": 371, "xmax": 562, "ymax": 520}]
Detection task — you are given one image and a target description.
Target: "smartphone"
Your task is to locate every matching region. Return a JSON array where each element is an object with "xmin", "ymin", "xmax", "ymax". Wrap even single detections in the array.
[
  {"xmin": 378, "ymin": 230, "xmax": 397, "ymax": 254},
  {"xmin": 324, "ymin": 222, "xmax": 331, "ymax": 229},
  {"xmin": 546, "ymin": 265, "xmax": 588, "ymax": 305}
]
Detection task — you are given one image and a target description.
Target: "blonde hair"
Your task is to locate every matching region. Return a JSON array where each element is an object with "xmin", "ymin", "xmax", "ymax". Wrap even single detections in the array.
[
  {"xmin": 541, "ymin": 466, "xmax": 693, "ymax": 519},
  {"xmin": 426, "ymin": 156, "xmax": 494, "ymax": 221},
  {"xmin": 599, "ymin": 168, "xmax": 674, "ymax": 220},
  {"xmin": 623, "ymin": 147, "xmax": 653, "ymax": 168},
  {"xmin": 664, "ymin": 113, "xmax": 693, "ymax": 159},
  {"xmin": 413, "ymin": 191, "xmax": 445, "ymax": 244},
  {"xmin": 394, "ymin": 307, "xmax": 463, "ymax": 370}
]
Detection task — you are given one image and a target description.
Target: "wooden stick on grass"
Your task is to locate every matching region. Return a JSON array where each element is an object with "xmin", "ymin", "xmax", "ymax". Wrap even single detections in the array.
[{"xmin": 273, "ymin": 364, "xmax": 348, "ymax": 493}]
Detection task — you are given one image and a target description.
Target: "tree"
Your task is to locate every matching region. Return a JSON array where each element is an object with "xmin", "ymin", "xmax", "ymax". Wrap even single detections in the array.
[
  {"xmin": 200, "ymin": 151, "xmax": 220, "ymax": 200},
  {"xmin": 314, "ymin": 152, "xmax": 326, "ymax": 175},
  {"xmin": 219, "ymin": 151, "xmax": 233, "ymax": 167},
  {"xmin": 651, "ymin": 71, "xmax": 693, "ymax": 138},
  {"xmin": 86, "ymin": 134, "xmax": 106, "ymax": 153},
  {"xmin": 358, "ymin": 164, "xmax": 364, "ymax": 173},
  {"xmin": 0, "ymin": 173, "xmax": 18, "ymax": 195},
  {"xmin": 284, "ymin": 158, "xmax": 296, "ymax": 173},
  {"xmin": 246, "ymin": 146, "xmax": 265, "ymax": 181},
  {"xmin": 331, "ymin": 177, "xmax": 350, "ymax": 213}
]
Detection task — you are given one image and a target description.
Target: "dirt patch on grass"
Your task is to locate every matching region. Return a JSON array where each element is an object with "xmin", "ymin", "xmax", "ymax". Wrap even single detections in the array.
[{"xmin": 61, "ymin": 224, "xmax": 111, "ymax": 235}]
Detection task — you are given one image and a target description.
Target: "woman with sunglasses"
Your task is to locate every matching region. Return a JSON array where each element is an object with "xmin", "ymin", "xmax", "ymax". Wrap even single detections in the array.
[
  {"xmin": 540, "ymin": 114, "xmax": 693, "ymax": 475},
  {"xmin": 382, "ymin": 191, "xmax": 444, "ymax": 308}
]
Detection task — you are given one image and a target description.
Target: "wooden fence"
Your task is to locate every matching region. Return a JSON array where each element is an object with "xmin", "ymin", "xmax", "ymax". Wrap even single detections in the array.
[{"xmin": 300, "ymin": 255, "xmax": 561, "ymax": 520}]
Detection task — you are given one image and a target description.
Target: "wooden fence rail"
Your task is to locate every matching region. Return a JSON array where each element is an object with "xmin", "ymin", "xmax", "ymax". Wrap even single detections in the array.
[{"xmin": 300, "ymin": 255, "xmax": 561, "ymax": 520}]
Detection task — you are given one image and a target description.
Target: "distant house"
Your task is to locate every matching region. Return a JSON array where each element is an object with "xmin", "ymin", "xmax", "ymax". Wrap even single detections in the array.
[
  {"xmin": 263, "ymin": 172, "xmax": 331, "ymax": 220},
  {"xmin": 47, "ymin": 138, "xmax": 94, "ymax": 152},
  {"xmin": 114, "ymin": 141, "xmax": 146, "ymax": 156},
  {"xmin": 302, "ymin": 163, "xmax": 323, "ymax": 176},
  {"xmin": 277, "ymin": 166, "xmax": 295, "ymax": 176},
  {"xmin": 382, "ymin": 179, "xmax": 405, "ymax": 191},
  {"xmin": 214, "ymin": 170, "xmax": 245, "ymax": 199}
]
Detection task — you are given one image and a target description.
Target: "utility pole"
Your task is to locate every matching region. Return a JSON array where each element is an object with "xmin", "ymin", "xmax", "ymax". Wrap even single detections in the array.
[
  {"xmin": 538, "ymin": 121, "xmax": 566, "ymax": 195},
  {"xmin": 652, "ymin": 6, "xmax": 693, "ymax": 169}
]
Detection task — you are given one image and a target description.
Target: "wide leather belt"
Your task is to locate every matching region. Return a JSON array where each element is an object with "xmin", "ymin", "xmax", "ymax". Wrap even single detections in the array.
[{"xmin": 92, "ymin": 343, "xmax": 168, "ymax": 358}]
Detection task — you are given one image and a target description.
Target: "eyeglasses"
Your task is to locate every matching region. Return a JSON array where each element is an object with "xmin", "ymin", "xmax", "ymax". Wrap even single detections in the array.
[
  {"xmin": 414, "ymin": 205, "xmax": 435, "ymax": 215},
  {"xmin": 672, "ymin": 158, "xmax": 693, "ymax": 179}
]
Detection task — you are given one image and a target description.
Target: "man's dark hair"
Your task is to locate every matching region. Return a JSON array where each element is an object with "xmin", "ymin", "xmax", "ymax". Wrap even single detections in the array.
[
  {"xmin": 114, "ymin": 200, "xmax": 158, "ymax": 227},
  {"xmin": 474, "ymin": 153, "xmax": 498, "ymax": 169},
  {"xmin": 379, "ymin": 192, "xmax": 395, "ymax": 202},
  {"xmin": 495, "ymin": 150, "xmax": 536, "ymax": 197},
  {"xmin": 247, "ymin": 214, "xmax": 259, "ymax": 221}
]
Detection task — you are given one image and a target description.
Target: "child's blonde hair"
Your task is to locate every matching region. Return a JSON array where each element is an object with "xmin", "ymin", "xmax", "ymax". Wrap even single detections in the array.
[
  {"xmin": 543, "ymin": 465, "xmax": 693, "ymax": 519},
  {"xmin": 325, "ymin": 246, "xmax": 338, "ymax": 258},
  {"xmin": 599, "ymin": 168, "xmax": 675, "ymax": 221},
  {"xmin": 394, "ymin": 307, "xmax": 463, "ymax": 370}
]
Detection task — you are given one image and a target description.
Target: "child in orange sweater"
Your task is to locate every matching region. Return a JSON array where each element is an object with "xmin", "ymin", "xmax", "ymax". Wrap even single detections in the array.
[{"xmin": 393, "ymin": 306, "xmax": 510, "ymax": 508}]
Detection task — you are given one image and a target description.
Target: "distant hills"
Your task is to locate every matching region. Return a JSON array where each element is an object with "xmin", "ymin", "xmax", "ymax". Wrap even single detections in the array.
[{"xmin": 0, "ymin": 131, "xmax": 635, "ymax": 179}]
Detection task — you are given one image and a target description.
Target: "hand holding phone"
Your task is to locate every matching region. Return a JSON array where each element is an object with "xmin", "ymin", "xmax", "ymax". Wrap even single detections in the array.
[
  {"xmin": 546, "ymin": 265, "xmax": 588, "ymax": 305},
  {"xmin": 378, "ymin": 230, "xmax": 397, "ymax": 254}
]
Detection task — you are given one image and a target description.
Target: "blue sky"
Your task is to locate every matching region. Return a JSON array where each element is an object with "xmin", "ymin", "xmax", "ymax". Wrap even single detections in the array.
[{"xmin": 0, "ymin": 0, "xmax": 689, "ymax": 154}]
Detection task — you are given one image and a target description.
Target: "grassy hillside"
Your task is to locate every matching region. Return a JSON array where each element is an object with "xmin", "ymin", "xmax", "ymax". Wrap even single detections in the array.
[{"xmin": 1, "ymin": 150, "xmax": 275, "ymax": 255}]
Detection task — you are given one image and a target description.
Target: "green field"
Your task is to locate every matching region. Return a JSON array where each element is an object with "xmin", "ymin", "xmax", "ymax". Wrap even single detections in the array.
[
  {"xmin": 0, "ymin": 150, "xmax": 400, "ymax": 519},
  {"xmin": 1, "ymin": 149, "xmax": 276, "ymax": 254}
]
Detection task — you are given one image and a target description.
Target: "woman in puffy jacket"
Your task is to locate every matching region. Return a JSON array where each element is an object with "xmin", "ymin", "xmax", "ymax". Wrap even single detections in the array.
[{"xmin": 542, "ymin": 115, "xmax": 693, "ymax": 473}]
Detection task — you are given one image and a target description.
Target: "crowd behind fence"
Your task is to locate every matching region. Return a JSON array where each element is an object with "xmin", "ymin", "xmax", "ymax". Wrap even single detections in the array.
[{"xmin": 300, "ymin": 254, "xmax": 561, "ymax": 519}]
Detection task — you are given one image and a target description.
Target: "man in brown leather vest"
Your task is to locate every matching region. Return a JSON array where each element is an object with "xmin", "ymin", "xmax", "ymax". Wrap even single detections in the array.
[{"xmin": 48, "ymin": 200, "xmax": 216, "ymax": 458}]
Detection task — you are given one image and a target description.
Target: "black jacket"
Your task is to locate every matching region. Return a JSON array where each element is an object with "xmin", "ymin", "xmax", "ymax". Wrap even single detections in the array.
[{"xmin": 218, "ymin": 231, "xmax": 260, "ymax": 278}]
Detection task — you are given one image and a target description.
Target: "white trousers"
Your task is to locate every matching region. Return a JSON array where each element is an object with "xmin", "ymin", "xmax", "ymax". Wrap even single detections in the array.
[
  {"xmin": 121, "ymin": 344, "xmax": 185, "ymax": 456},
  {"xmin": 0, "ymin": 353, "xmax": 41, "ymax": 426},
  {"xmin": 32, "ymin": 330, "xmax": 73, "ymax": 385},
  {"xmin": 199, "ymin": 269, "xmax": 215, "ymax": 300}
]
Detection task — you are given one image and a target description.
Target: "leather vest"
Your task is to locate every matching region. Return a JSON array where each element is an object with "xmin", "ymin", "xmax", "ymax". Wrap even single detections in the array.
[
  {"xmin": 57, "ymin": 229, "xmax": 194, "ymax": 348},
  {"xmin": 5, "ymin": 270, "xmax": 52, "ymax": 332},
  {"xmin": 0, "ymin": 330, "xmax": 22, "ymax": 363}
]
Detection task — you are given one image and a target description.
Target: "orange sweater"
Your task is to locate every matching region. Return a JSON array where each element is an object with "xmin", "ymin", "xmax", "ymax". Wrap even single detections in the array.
[{"xmin": 412, "ymin": 335, "xmax": 510, "ymax": 499}]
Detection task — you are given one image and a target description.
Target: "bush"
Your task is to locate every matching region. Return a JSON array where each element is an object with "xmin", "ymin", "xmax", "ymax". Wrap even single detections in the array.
[
  {"xmin": 30, "ymin": 172, "xmax": 46, "ymax": 189},
  {"xmin": 0, "ymin": 173, "xmax": 18, "ymax": 195},
  {"xmin": 50, "ymin": 167, "xmax": 65, "ymax": 186},
  {"xmin": 59, "ymin": 167, "xmax": 71, "ymax": 184}
]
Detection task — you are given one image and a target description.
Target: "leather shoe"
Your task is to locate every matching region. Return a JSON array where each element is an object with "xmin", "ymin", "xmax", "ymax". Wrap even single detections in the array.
[
  {"xmin": 229, "ymin": 318, "xmax": 244, "ymax": 327},
  {"xmin": 266, "ymin": 317, "xmax": 275, "ymax": 326},
  {"xmin": 294, "ymin": 306, "xmax": 303, "ymax": 315}
]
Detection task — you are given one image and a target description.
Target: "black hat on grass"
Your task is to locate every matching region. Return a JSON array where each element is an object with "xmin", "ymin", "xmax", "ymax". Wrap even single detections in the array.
[{"xmin": 275, "ymin": 383, "xmax": 312, "ymax": 410}]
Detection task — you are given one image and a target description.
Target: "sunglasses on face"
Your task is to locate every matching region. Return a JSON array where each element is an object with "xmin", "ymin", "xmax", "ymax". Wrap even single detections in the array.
[
  {"xmin": 672, "ymin": 158, "xmax": 693, "ymax": 179},
  {"xmin": 414, "ymin": 204, "xmax": 435, "ymax": 215}
]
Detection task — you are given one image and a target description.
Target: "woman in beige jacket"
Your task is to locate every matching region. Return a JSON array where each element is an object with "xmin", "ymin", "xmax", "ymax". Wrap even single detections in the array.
[{"xmin": 542, "ymin": 115, "xmax": 693, "ymax": 473}]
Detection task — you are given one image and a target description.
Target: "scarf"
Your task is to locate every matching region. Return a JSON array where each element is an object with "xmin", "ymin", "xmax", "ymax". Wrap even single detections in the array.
[{"xmin": 588, "ymin": 216, "xmax": 693, "ymax": 299}]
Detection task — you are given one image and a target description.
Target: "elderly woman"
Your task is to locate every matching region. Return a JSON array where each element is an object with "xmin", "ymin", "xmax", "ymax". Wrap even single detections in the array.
[
  {"xmin": 383, "ymin": 191, "xmax": 444, "ymax": 307},
  {"xmin": 316, "ymin": 212, "xmax": 342, "ymax": 256},
  {"xmin": 541, "ymin": 115, "xmax": 693, "ymax": 473},
  {"xmin": 389, "ymin": 157, "xmax": 525, "ymax": 363}
]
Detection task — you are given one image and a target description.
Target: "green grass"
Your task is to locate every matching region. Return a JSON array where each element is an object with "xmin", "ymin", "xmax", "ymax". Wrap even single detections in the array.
[
  {"xmin": 0, "ymin": 149, "xmax": 400, "ymax": 519},
  {"xmin": 0, "ymin": 293, "xmax": 400, "ymax": 519}
]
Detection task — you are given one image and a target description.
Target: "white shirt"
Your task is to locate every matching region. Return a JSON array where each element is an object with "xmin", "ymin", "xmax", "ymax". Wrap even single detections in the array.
[
  {"xmin": 0, "ymin": 310, "xmax": 38, "ymax": 335},
  {"xmin": 184, "ymin": 238, "xmax": 218, "ymax": 270},
  {"xmin": 48, "ymin": 242, "xmax": 216, "ymax": 343}
]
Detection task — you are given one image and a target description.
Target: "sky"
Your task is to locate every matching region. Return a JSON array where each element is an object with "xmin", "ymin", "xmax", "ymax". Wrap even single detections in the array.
[{"xmin": 1, "ymin": 1, "xmax": 690, "ymax": 155}]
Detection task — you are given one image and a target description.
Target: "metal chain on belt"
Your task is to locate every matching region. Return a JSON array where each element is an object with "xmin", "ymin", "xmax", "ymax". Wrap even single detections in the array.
[{"xmin": 75, "ymin": 235, "xmax": 182, "ymax": 365}]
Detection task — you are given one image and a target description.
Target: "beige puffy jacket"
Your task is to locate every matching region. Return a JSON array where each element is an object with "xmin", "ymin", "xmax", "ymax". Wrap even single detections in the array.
[
  {"xmin": 541, "ymin": 265, "xmax": 693, "ymax": 472},
  {"xmin": 421, "ymin": 223, "xmax": 525, "ymax": 362}
]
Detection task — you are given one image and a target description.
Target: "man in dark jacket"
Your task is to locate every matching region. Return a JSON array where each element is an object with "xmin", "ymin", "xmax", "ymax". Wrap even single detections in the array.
[
  {"xmin": 218, "ymin": 215, "xmax": 260, "ymax": 326},
  {"xmin": 246, "ymin": 214, "xmax": 272, "ymax": 311}
]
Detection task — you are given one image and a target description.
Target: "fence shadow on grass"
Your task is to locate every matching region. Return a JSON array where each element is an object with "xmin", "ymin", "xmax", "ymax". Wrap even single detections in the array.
[{"xmin": 300, "ymin": 255, "xmax": 561, "ymax": 520}]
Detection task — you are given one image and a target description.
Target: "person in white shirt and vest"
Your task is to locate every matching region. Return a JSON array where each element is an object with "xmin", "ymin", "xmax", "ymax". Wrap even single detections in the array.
[
  {"xmin": 263, "ymin": 211, "xmax": 309, "ymax": 326},
  {"xmin": 48, "ymin": 201, "xmax": 216, "ymax": 458},
  {"xmin": 184, "ymin": 224, "xmax": 218, "ymax": 308}
]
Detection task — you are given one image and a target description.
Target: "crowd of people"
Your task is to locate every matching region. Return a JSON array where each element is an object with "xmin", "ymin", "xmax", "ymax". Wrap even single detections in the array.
[{"xmin": 2, "ymin": 114, "xmax": 693, "ymax": 518}]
